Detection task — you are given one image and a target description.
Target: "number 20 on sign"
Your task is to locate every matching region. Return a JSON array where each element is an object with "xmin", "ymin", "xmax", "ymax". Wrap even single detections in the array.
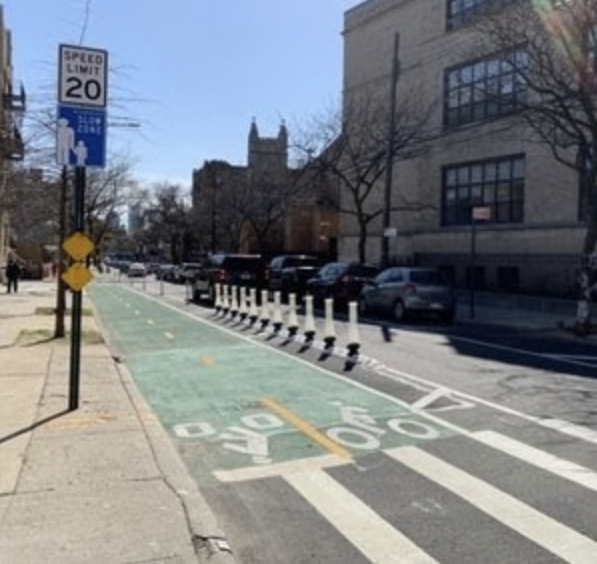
[{"xmin": 59, "ymin": 44, "xmax": 108, "ymax": 108}]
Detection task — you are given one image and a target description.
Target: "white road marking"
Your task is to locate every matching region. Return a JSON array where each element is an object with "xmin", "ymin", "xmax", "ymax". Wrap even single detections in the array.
[
  {"xmin": 450, "ymin": 334, "xmax": 597, "ymax": 369},
  {"xmin": 286, "ymin": 470, "xmax": 439, "ymax": 564},
  {"xmin": 110, "ymin": 283, "xmax": 597, "ymax": 447},
  {"xmin": 214, "ymin": 453, "xmax": 349, "ymax": 482},
  {"xmin": 387, "ymin": 446, "xmax": 597, "ymax": 564},
  {"xmin": 539, "ymin": 418, "xmax": 597, "ymax": 444},
  {"xmin": 370, "ymin": 364, "xmax": 597, "ymax": 445},
  {"xmin": 472, "ymin": 430, "xmax": 597, "ymax": 492}
]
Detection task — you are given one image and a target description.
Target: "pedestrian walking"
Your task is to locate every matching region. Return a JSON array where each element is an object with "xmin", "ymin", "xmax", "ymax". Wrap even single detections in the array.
[{"xmin": 6, "ymin": 258, "xmax": 21, "ymax": 294}]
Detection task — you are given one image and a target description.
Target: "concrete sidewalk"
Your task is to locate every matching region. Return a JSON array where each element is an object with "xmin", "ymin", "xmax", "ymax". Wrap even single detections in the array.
[{"xmin": 0, "ymin": 280, "xmax": 234, "ymax": 564}]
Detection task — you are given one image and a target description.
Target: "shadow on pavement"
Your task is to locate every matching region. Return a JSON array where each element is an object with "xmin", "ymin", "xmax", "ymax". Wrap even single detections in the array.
[{"xmin": 0, "ymin": 409, "xmax": 70, "ymax": 445}]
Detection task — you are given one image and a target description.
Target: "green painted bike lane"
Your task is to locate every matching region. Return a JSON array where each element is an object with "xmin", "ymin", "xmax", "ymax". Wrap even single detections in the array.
[{"xmin": 89, "ymin": 282, "xmax": 457, "ymax": 483}]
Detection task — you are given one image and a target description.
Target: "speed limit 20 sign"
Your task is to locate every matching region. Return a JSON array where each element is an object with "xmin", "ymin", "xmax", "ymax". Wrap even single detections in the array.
[{"xmin": 59, "ymin": 44, "xmax": 108, "ymax": 108}]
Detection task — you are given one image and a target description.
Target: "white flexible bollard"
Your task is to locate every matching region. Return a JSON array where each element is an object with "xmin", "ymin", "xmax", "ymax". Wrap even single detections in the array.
[
  {"xmin": 214, "ymin": 283, "xmax": 222, "ymax": 313},
  {"xmin": 272, "ymin": 291, "xmax": 283, "ymax": 333},
  {"xmin": 286, "ymin": 293, "xmax": 299, "ymax": 337},
  {"xmin": 238, "ymin": 286, "xmax": 248, "ymax": 321},
  {"xmin": 259, "ymin": 289, "xmax": 270, "ymax": 329},
  {"xmin": 248, "ymin": 288, "xmax": 259, "ymax": 325},
  {"xmin": 303, "ymin": 295, "xmax": 316, "ymax": 343},
  {"xmin": 323, "ymin": 298, "xmax": 336, "ymax": 350},
  {"xmin": 346, "ymin": 300, "xmax": 360, "ymax": 358}
]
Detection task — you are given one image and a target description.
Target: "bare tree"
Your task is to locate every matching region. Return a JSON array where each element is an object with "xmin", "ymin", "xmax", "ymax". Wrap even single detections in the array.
[
  {"xmin": 141, "ymin": 183, "xmax": 192, "ymax": 263},
  {"xmin": 474, "ymin": 0, "xmax": 597, "ymax": 327},
  {"xmin": 295, "ymin": 93, "xmax": 432, "ymax": 264},
  {"xmin": 194, "ymin": 158, "xmax": 315, "ymax": 255},
  {"xmin": 83, "ymin": 157, "xmax": 136, "ymax": 262}
]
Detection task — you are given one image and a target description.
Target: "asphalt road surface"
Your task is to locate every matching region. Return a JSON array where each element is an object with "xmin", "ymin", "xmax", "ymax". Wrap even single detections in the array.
[{"xmin": 88, "ymin": 277, "xmax": 597, "ymax": 564}]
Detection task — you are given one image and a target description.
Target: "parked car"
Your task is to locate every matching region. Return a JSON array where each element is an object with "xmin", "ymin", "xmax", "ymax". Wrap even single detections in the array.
[
  {"xmin": 192, "ymin": 254, "xmax": 267, "ymax": 304},
  {"xmin": 359, "ymin": 266, "xmax": 456, "ymax": 323},
  {"xmin": 20, "ymin": 261, "xmax": 44, "ymax": 280},
  {"xmin": 145, "ymin": 262, "xmax": 161, "ymax": 276},
  {"xmin": 305, "ymin": 261, "xmax": 380, "ymax": 308},
  {"xmin": 156, "ymin": 263, "xmax": 175, "ymax": 281},
  {"xmin": 173, "ymin": 262, "xmax": 203, "ymax": 284},
  {"xmin": 267, "ymin": 254, "xmax": 321, "ymax": 300},
  {"xmin": 127, "ymin": 262, "xmax": 147, "ymax": 277}
]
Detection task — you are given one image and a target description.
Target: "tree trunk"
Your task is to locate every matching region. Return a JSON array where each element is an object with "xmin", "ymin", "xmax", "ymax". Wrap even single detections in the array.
[
  {"xmin": 357, "ymin": 220, "xmax": 367, "ymax": 263},
  {"xmin": 575, "ymin": 182, "xmax": 597, "ymax": 333}
]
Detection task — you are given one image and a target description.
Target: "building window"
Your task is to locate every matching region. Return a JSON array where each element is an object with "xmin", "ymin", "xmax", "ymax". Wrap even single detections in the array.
[
  {"xmin": 444, "ymin": 49, "xmax": 528, "ymax": 128},
  {"xmin": 497, "ymin": 266, "xmax": 520, "ymax": 291},
  {"xmin": 466, "ymin": 265, "xmax": 486, "ymax": 290},
  {"xmin": 447, "ymin": 0, "xmax": 515, "ymax": 30},
  {"xmin": 442, "ymin": 155, "xmax": 525, "ymax": 226}
]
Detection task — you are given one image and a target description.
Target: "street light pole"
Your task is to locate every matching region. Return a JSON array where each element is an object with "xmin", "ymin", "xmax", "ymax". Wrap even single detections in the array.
[{"xmin": 381, "ymin": 32, "xmax": 400, "ymax": 268}]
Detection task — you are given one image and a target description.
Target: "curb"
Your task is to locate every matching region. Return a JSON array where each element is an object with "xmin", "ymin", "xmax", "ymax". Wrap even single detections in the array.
[{"xmin": 89, "ymin": 296, "xmax": 239, "ymax": 564}]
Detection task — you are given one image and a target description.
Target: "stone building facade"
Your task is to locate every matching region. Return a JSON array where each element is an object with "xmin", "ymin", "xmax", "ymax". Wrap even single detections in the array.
[
  {"xmin": 192, "ymin": 121, "xmax": 338, "ymax": 258},
  {"xmin": 341, "ymin": 0, "xmax": 590, "ymax": 296},
  {"xmin": 0, "ymin": 5, "xmax": 25, "ymax": 276}
]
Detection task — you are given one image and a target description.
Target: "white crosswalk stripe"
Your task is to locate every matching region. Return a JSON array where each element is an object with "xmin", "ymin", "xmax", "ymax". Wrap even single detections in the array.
[
  {"xmin": 386, "ymin": 445, "xmax": 597, "ymax": 564},
  {"xmin": 286, "ymin": 469, "xmax": 440, "ymax": 564},
  {"xmin": 471, "ymin": 430, "xmax": 597, "ymax": 492},
  {"xmin": 265, "ymin": 431, "xmax": 597, "ymax": 563}
]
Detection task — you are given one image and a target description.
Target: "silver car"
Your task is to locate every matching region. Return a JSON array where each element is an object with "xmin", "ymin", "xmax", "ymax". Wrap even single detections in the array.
[
  {"xmin": 127, "ymin": 262, "xmax": 147, "ymax": 278},
  {"xmin": 359, "ymin": 267, "xmax": 456, "ymax": 323}
]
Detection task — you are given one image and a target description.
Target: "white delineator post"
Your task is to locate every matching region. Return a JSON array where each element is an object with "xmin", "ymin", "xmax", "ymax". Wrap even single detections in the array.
[
  {"xmin": 286, "ymin": 293, "xmax": 299, "ymax": 337},
  {"xmin": 323, "ymin": 298, "xmax": 336, "ymax": 350},
  {"xmin": 214, "ymin": 283, "xmax": 222, "ymax": 313},
  {"xmin": 346, "ymin": 301, "xmax": 360, "ymax": 358},
  {"xmin": 248, "ymin": 288, "xmax": 259, "ymax": 325},
  {"xmin": 303, "ymin": 295, "xmax": 316, "ymax": 342},
  {"xmin": 272, "ymin": 291, "xmax": 283, "ymax": 332},
  {"xmin": 238, "ymin": 286, "xmax": 248, "ymax": 321},
  {"xmin": 259, "ymin": 289, "xmax": 270, "ymax": 328}
]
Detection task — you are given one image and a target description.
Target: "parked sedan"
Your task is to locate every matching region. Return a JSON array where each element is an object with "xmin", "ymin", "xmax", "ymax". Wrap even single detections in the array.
[
  {"xmin": 305, "ymin": 262, "xmax": 380, "ymax": 308},
  {"xmin": 359, "ymin": 266, "xmax": 456, "ymax": 323},
  {"xmin": 127, "ymin": 262, "xmax": 147, "ymax": 278}
]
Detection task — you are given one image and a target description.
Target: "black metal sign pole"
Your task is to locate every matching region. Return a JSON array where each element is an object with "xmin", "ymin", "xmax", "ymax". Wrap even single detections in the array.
[
  {"xmin": 469, "ymin": 215, "xmax": 477, "ymax": 320},
  {"xmin": 69, "ymin": 165, "xmax": 86, "ymax": 411}
]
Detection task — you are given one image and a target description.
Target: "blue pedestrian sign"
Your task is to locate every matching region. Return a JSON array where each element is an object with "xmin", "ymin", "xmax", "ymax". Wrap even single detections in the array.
[{"xmin": 57, "ymin": 104, "xmax": 106, "ymax": 168}]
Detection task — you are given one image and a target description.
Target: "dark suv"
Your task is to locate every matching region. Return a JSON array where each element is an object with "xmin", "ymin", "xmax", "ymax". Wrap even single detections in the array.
[
  {"xmin": 267, "ymin": 254, "xmax": 320, "ymax": 300},
  {"xmin": 305, "ymin": 261, "xmax": 380, "ymax": 308},
  {"xmin": 192, "ymin": 254, "xmax": 267, "ymax": 304}
]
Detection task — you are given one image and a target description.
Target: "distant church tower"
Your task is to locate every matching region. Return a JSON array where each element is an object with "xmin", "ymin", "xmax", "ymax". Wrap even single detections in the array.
[{"xmin": 247, "ymin": 119, "xmax": 288, "ymax": 175}]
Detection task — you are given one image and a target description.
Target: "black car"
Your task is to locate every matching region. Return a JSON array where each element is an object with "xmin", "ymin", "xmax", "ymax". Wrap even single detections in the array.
[
  {"xmin": 192, "ymin": 254, "xmax": 267, "ymax": 304},
  {"xmin": 267, "ymin": 254, "xmax": 321, "ymax": 299},
  {"xmin": 305, "ymin": 261, "xmax": 380, "ymax": 308}
]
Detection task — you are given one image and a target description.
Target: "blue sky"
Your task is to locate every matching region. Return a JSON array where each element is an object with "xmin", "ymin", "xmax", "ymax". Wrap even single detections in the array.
[{"xmin": 3, "ymin": 0, "xmax": 357, "ymax": 188}]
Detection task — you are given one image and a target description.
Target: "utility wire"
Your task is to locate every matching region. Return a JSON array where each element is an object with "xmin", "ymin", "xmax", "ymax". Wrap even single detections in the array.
[{"xmin": 78, "ymin": 0, "xmax": 92, "ymax": 45}]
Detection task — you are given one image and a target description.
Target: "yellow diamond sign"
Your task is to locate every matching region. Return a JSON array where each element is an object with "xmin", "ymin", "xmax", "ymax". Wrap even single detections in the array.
[
  {"xmin": 62, "ymin": 263, "xmax": 94, "ymax": 292},
  {"xmin": 63, "ymin": 232, "xmax": 94, "ymax": 261}
]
